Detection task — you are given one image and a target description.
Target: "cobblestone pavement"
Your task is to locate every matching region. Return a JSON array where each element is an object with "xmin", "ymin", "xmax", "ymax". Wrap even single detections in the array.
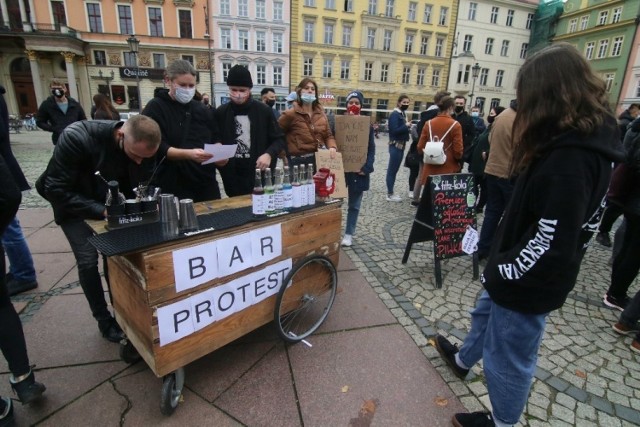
[{"xmin": 9, "ymin": 129, "xmax": 640, "ymax": 426}]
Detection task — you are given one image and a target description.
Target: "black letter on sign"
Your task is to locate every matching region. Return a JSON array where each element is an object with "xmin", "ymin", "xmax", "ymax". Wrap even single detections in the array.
[
  {"xmin": 173, "ymin": 310, "xmax": 190, "ymax": 333},
  {"xmin": 194, "ymin": 301, "xmax": 213, "ymax": 323},
  {"xmin": 260, "ymin": 236, "xmax": 274, "ymax": 256},
  {"xmin": 189, "ymin": 257, "xmax": 206, "ymax": 279},
  {"xmin": 229, "ymin": 246, "xmax": 244, "ymax": 267}
]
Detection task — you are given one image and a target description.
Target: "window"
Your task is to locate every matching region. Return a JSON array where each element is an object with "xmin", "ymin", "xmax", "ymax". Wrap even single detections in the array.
[
  {"xmin": 475, "ymin": 97, "xmax": 485, "ymax": 113},
  {"xmin": 636, "ymin": 80, "xmax": 640, "ymax": 97},
  {"xmin": 598, "ymin": 11, "xmax": 608, "ymax": 26},
  {"xmin": 377, "ymin": 99, "xmax": 388, "ymax": 111},
  {"xmin": 439, "ymin": 7, "xmax": 448, "ymax": 25},
  {"xmin": 435, "ymin": 37, "xmax": 444, "ymax": 57},
  {"xmin": 500, "ymin": 40, "xmax": 509, "ymax": 57},
  {"xmin": 580, "ymin": 15, "xmax": 589, "ymax": 30},
  {"xmin": 383, "ymin": 30, "xmax": 392, "ymax": 51},
  {"xmin": 364, "ymin": 62, "xmax": 373, "ymax": 81},
  {"xmin": 124, "ymin": 51, "xmax": 136, "ymax": 67},
  {"xmin": 380, "ymin": 63, "xmax": 389, "ymax": 82},
  {"xmin": 408, "ymin": 2, "xmax": 417, "ymax": 21},
  {"xmin": 178, "ymin": 10, "xmax": 192, "ymax": 38},
  {"xmin": 604, "ymin": 73, "xmax": 615, "ymax": 92},
  {"xmin": 325, "ymin": 0, "xmax": 335, "ymax": 9},
  {"xmin": 423, "ymin": 4, "xmax": 432, "ymax": 24},
  {"xmin": 86, "ymin": 3, "xmax": 102, "ymax": 33},
  {"xmin": 340, "ymin": 60, "xmax": 350, "ymax": 79},
  {"xmin": 304, "ymin": 0, "xmax": 315, "ymax": 6},
  {"xmin": 51, "ymin": 0, "xmax": 67, "ymax": 27},
  {"xmin": 303, "ymin": 57, "xmax": 313, "ymax": 76},
  {"xmin": 344, "ymin": 0, "xmax": 353, "ymax": 12},
  {"xmin": 485, "ymin": 38, "xmax": 494, "ymax": 55},
  {"xmin": 93, "ymin": 50, "xmax": 106, "ymax": 65},
  {"xmin": 463, "ymin": 35, "xmax": 472, "ymax": 52},
  {"xmin": 221, "ymin": 28, "xmax": 231, "ymax": 49},
  {"xmin": 368, "ymin": 0, "xmax": 376, "ymax": 15},
  {"xmin": 420, "ymin": 35, "xmax": 429, "ymax": 55},
  {"xmin": 490, "ymin": 98, "xmax": 501, "ymax": 110},
  {"xmin": 568, "ymin": 18, "xmax": 577, "ymax": 33},
  {"xmin": 273, "ymin": 33, "xmax": 283, "ymax": 53},
  {"xmin": 431, "ymin": 69, "xmax": 440, "ymax": 86},
  {"xmin": 152, "ymin": 53, "xmax": 165, "ymax": 69},
  {"xmin": 256, "ymin": 65, "xmax": 266, "ymax": 85},
  {"xmin": 611, "ymin": 36, "xmax": 623, "ymax": 57},
  {"xmin": 417, "ymin": 67, "xmax": 425, "ymax": 85},
  {"xmin": 385, "ymin": 0, "xmax": 394, "ymax": 17},
  {"xmin": 342, "ymin": 25, "xmax": 352, "ymax": 46},
  {"xmin": 239, "ymin": 30, "xmax": 249, "ymax": 50},
  {"xmin": 118, "ymin": 5, "xmax": 133, "ymax": 34},
  {"xmin": 405, "ymin": 34, "xmax": 414, "ymax": 53},
  {"xmin": 304, "ymin": 22, "xmax": 315, "ymax": 43},
  {"xmin": 468, "ymin": 3, "xmax": 477, "ymax": 21},
  {"xmin": 182, "ymin": 55, "xmax": 194, "ymax": 65},
  {"xmin": 274, "ymin": 2, "xmax": 283, "ymax": 20},
  {"xmin": 526, "ymin": 13, "xmax": 534, "ymax": 29},
  {"xmin": 495, "ymin": 70, "xmax": 504, "ymax": 87},
  {"xmin": 490, "ymin": 7, "xmax": 498, "ymax": 24},
  {"xmin": 323, "ymin": 59, "xmax": 332, "ymax": 78},
  {"xmin": 222, "ymin": 62, "xmax": 232, "ymax": 82},
  {"xmin": 273, "ymin": 66, "xmax": 282, "ymax": 86},
  {"xmin": 479, "ymin": 68, "xmax": 488, "ymax": 86},
  {"xmin": 402, "ymin": 66, "xmax": 410, "ymax": 84},
  {"xmin": 256, "ymin": 0, "xmax": 266, "ymax": 19},
  {"xmin": 367, "ymin": 29, "xmax": 376, "ymax": 49},
  {"xmin": 585, "ymin": 42, "xmax": 595, "ymax": 60},
  {"xmin": 256, "ymin": 32, "xmax": 266, "ymax": 52},
  {"xmin": 149, "ymin": 7, "xmax": 162, "ymax": 37},
  {"xmin": 520, "ymin": 43, "xmax": 528, "ymax": 59},
  {"xmin": 238, "ymin": 0, "xmax": 248, "ymax": 17},
  {"xmin": 456, "ymin": 64, "xmax": 465, "ymax": 84},
  {"xmin": 612, "ymin": 7, "xmax": 622, "ymax": 24},
  {"xmin": 220, "ymin": 0, "xmax": 230, "ymax": 15},
  {"xmin": 597, "ymin": 39, "xmax": 609, "ymax": 58},
  {"xmin": 506, "ymin": 9, "xmax": 514, "ymax": 27},
  {"xmin": 324, "ymin": 23, "xmax": 334, "ymax": 44}
]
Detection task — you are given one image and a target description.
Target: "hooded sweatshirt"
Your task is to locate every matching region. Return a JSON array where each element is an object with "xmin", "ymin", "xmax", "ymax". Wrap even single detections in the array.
[{"xmin": 481, "ymin": 116, "xmax": 624, "ymax": 314}]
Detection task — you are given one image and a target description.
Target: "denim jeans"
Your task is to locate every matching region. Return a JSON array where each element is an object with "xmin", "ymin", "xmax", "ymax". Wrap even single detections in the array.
[
  {"xmin": 477, "ymin": 174, "xmax": 514, "ymax": 257},
  {"xmin": 1, "ymin": 216, "xmax": 36, "ymax": 283},
  {"xmin": 60, "ymin": 220, "xmax": 111, "ymax": 322},
  {"xmin": 345, "ymin": 187, "xmax": 364, "ymax": 236},
  {"xmin": 386, "ymin": 144, "xmax": 405, "ymax": 195},
  {"xmin": 458, "ymin": 291, "xmax": 547, "ymax": 425}
]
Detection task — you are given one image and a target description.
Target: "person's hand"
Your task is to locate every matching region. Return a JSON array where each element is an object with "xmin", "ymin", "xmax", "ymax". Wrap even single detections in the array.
[
  {"xmin": 329, "ymin": 147, "xmax": 337, "ymax": 159},
  {"xmin": 358, "ymin": 170, "xmax": 365, "ymax": 176},
  {"xmin": 191, "ymin": 148, "xmax": 213, "ymax": 163},
  {"xmin": 256, "ymin": 153, "xmax": 272, "ymax": 170},
  {"xmin": 482, "ymin": 151, "xmax": 487, "ymax": 161}
]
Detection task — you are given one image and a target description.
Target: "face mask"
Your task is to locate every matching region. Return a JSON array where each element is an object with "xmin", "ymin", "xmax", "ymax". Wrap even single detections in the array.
[
  {"xmin": 487, "ymin": 116, "xmax": 495, "ymax": 124},
  {"xmin": 203, "ymin": 99, "xmax": 209, "ymax": 105},
  {"xmin": 52, "ymin": 88, "xmax": 64, "ymax": 98},
  {"xmin": 265, "ymin": 100, "xmax": 276, "ymax": 108},
  {"xmin": 471, "ymin": 112, "xmax": 479, "ymax": 118},
  {"xmin": 400, "ymin": 105, "xmax": 409, "ymax": 111},
  {"xmin": 301, "ymin": 94, "xmax": 316, "ymax": 104},
  {"xmin": 174, "ymin": 86, "xmax": 195, "ymax": 104},
  {"xmin": 229, "ymin": 92, "xmax": 249, "ymax": 104},
  {"xmin": 455, "ymin": 106, "xmax": 464, "ymax": 114},
  {"xmin": 347, "ymin": 104, "xmax": 361, "ymax": 115}
]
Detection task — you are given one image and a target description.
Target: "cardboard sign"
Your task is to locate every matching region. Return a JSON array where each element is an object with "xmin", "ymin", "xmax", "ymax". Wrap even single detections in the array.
[
  {"xmin": 315, "ymin": 150, "xmax": 347, "ymax": 198},
  {"xmin": 334, "ymin": 115, "xmax": 370, "ymax": 172}
]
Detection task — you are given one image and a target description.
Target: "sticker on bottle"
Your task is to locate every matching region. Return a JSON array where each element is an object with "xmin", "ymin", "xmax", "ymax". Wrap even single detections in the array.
[{"xmin": 462, "ymin": 225, "xmax": 479, "ymax": 255}]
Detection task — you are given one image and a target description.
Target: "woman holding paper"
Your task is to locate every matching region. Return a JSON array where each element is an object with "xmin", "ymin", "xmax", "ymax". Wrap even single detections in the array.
[{"xmin": 340, "ymin": 91, "xmax": 375, "ymax": 247}]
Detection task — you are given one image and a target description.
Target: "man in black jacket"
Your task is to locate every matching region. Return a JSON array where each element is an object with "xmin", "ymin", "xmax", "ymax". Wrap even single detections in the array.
[
  {"xmin": 36, "ymin": 80, "xmax": 87, "ymax": 145},
  {"xmin": 39, "ymin": 116, "xmax": 161, "ymax": 342},
  {"xmin": 452, "ymin": 96, "xmax": 477, "ymax": 165}
]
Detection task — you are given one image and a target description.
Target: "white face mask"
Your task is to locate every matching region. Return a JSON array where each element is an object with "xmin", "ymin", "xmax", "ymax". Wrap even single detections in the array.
[
  {"xmin": 229, "ymin": 92, "xmax": 250, "ymax": 104},
  {"xmin": 174, "ymin": 85, "xmax": 195, "ymax": 104}
]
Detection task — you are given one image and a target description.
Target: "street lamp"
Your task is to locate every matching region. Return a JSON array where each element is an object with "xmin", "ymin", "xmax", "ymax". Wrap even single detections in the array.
[
  {"xmin": 204, "ymin": 32, "xmax": 215, "ymax": 107},
  {"xmin": 126, "ymin": 34, "xmax": 142, "ymax": 113},
  {"xmin": 469, "ymin": 62, "xmax": 481, "ymax": 111}
]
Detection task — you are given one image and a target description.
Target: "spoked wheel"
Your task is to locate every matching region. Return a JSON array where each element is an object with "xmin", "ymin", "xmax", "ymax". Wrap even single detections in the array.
[
  {"xmin": 160, "ymin": 368, "xmax": 185, "ymax": 416},
  {"xmin": 274, "ymin": 255, "xmax": 338, "ymax": 343}
]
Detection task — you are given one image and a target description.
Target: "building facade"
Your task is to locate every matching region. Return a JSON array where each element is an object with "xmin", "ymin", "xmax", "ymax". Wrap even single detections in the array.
[
  {"xmin": 447, "ymin": 0, "xmax": 538, "ymax": 114},
  {"xmin": 617, "ymin": 23, "xmax": 640, "ymax": 113}
]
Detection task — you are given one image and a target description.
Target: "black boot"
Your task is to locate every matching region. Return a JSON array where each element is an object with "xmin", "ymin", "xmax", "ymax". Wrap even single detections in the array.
[
  {"xmin": 98, "ymin": 317, "xmax": 125, "ymax": 343},
  {"xmin": 0, "ymin": 397, "xmax": 14, "ymax": 427},
  {"xmin": 10, "ymin": 370, "xmax": 45, "ymax": 404}
]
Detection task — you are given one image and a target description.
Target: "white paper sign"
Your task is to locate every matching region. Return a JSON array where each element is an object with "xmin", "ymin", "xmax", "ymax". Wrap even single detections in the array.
[
  {"xmin": 157, "ymin": 298, "xmax": 194, "ymax": 346},
  {"xmin": 202, "ymin": 143, "xmax": 238, "ymax": 164},
  {"xmin": 462, "ymin": 225, "xmax": 479, "ymax": 255},
  {"xmin": 173, "ymin": 241, "xmax": 219, "ymax": 293},
  {"xmin": 190, "ymin": 288, "xmax": 217, "ymax": 332},
  {"xmin": 217, "ymin": 233, "xmax": 254, "ymax": 277},
  {"xmin": 250, "ymin": 224, "xmax": 282, "ymax": 266}
]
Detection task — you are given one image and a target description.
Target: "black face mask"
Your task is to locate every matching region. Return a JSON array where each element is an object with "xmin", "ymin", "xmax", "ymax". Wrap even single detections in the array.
[
  {"xmin": 203, "ymin": 99, "xmax": 209, "ymax": 105},
  {"xmin": 400, "ymin": 105, "xmax": 409, "ymax": 111},
  {"xmin": 454, "ymin": 106, "xmax": 464, "ymax": 114},
  {"xmin": 52, "ymin": 88, "xmax": 64, "ymax": 98},
  {"xmin": 266, "ymin": 100, "xmax": 276, "ymax": 108},
  {"xmin": 487, "ymin": 116, "xmax": 495, "ymax": 124}
]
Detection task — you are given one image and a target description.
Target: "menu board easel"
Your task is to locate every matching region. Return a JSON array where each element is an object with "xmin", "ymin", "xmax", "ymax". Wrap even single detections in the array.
[{"xmin": 402, "ymin": 173, "xmax": 479, "ymax": 288}]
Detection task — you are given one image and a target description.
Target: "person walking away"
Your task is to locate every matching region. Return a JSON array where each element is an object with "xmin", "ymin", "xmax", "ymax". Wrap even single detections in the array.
[
  {"xmin": 36, "ymin": 80, "xmax": 87, "ymax": 145},
  {"xmin": 452, "ymin": 96, "xmax": 476, "ymax": 167},
  {"xmin": 93, "ymin": 94, "xmax": 120, "ymax": 120},
  {"xmin": 340, "ymin": 91, "xmax": 375, "ymax": 247},
  {"xmin": 386, "ymin": 95, "xmax": 411, "ymax": 202},
  {"xmin": 433, "ymin": 43, "xmax": 623, "ymax": 427}
]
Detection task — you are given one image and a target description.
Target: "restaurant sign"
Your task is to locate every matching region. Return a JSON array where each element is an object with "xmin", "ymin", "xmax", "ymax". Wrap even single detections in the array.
[{"xmin": 119, "ymin": 67, "xmax": 199, "ymax": 81}]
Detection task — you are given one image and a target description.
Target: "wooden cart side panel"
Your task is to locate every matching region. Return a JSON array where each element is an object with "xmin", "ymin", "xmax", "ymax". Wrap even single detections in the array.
[{"xmin": 151, "ymin": 250, "xmax": 340, "ymax": 377}]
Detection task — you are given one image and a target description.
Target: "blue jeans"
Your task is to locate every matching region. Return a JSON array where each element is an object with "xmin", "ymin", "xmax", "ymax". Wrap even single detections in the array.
[
  {"xmin": 1, "ymin": 216, "xmax": 36, "ymax": 283},
  {"xmin": 477, "ymin": 174, "xmax": 514, "ymax": 257},
  {"xmin": 458, "ymin": 291, "xmax": 547, "ymax": 425},
  {"xmin": 386, "ymin": 144, "xmax": 405, "ymax": 195},
  {"xmin": 345, "ymin": 187, "xmax": 364, "ymax": 235}
]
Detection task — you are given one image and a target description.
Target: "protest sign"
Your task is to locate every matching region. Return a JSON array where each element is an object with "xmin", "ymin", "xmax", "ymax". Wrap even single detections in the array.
[
  {"xmin": 315, "ymin": 150, "xmax": 347, "ymax": 198},
  {"xmin": 334, "ymin": 115, "xmax": 370, "ymax": 172}
]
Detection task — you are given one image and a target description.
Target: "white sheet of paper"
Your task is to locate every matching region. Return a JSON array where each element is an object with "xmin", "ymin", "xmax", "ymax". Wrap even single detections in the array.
[{"xmin": 202, "ymin": 144, "xmax": 238, "ymax": 165}]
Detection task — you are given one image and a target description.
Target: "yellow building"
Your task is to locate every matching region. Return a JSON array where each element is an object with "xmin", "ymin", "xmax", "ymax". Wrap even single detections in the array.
[{"xmin": 290, "ymin": 0, "xmax": 458, "ymax": 120}]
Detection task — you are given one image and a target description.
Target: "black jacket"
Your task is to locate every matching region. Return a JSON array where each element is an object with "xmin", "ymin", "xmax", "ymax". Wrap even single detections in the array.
[
  {"xmin": 36, "ymin": 95, "xmax": 87, "ymax": 144},
  {"xmin": 0, "ymin": 85, "xmax": 29, "ymax": 191},
  {"xmin": 453, "ymin": 111, "xmax": 476, "ymax": 158},
  {"xmin": 0, "ymin": 153, "xmax": 21, "ymax": 235},
  {"xmin": 620, "ymin": 117, "xmax": 640, "ymax": 215},
  {"xmin": 618, "ymin": 110, "xmax": 636, "ymax": 141},
  {"xmin": 481, "ymin": 117, "xmax": 624, "ymax": 314},
  {"xmin": 39, "ymin": 120, "xmax": 155, "ymax": 224}
]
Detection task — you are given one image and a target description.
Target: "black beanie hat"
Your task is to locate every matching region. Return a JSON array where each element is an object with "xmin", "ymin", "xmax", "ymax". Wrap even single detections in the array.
[{"xmin": 227, "ymin": 65, "xmax": 253, "ymax": 88}]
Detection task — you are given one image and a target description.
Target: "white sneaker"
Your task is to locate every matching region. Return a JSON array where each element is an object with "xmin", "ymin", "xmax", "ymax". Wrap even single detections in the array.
[
  {"xmin": 341, "ymin": 234, "xmax": 353, "ymax": 247},
  {"xmin": 386, "ymin": 194, "xmax": 402, "ymax": 202},
  {"xmin": 408, "ymin": 190, "xmax": 414, "ymax": 198}
]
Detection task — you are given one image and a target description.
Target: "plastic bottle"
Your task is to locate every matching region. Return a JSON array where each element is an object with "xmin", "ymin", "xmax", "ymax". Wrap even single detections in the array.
[
  {"xmin": 283, "ymin": 166, "xmax": 293, "ymax": 211},
  {"xmin": 274, "ymin": 167, "xmax": 284, "ymax": 212},
  {"xmin": 252, "ymin": 169, "xmax": 265, "ymax": 217},
  {"xmin": 264, "ymin": 168, "xmax": 275, "ymax": 214},
  {"xmin": 292, "ymin": 165, "xmax": 302, "ymax": 208}
]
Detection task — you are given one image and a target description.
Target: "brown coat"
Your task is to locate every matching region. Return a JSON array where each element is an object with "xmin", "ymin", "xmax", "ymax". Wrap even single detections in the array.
[
  {"xmin": 278, "ymin": 102, "xmax": 337, "ymax": 156},
  {"xmin": 417, "ymin": 113, "xmax": 464, "ymax": 185}
]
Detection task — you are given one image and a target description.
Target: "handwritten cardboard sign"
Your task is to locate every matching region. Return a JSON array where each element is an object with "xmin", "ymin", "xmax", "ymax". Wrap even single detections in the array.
[
  {"xmin": 334, "ymin": 115, "xmax": 370, "ymax": 172},
  {"xmin": 315, "ymin": 150, "xmax": 347, "ymax": 198}
]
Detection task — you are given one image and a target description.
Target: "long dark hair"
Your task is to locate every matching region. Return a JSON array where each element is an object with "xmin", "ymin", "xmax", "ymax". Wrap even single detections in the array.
[
  {"xmin": 511, "ymin": 43, "xmax": 614, "ymax": 173},
  {"xmin": 93, "ymin": 93, "xmax": 119, "ymax": 118}
]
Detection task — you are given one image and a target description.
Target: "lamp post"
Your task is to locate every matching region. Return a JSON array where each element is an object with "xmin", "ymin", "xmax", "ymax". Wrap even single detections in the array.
[
  {"xmin": 469, "ymin": 62, "xmax": 481, "ymax": 111},
  {"xmin": 97, "ymin": 69, "xmax": 115, "ymax": 95},
  {"xmin": 204, "ymin": 32, "xmax": 215, "ymax": 107},
  {"xmin": 126, "ymin": 34, "xmax": 141, "ymax": 113}
]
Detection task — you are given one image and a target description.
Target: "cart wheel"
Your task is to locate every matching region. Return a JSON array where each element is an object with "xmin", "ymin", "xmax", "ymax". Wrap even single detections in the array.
[
  {"xmin": 274, "ymin": 255, "xmax": 337, "ymax": 343},
  {"xmin": 119, "ymin": 339, "xmax": 141, "ymax": 364},
  {"xmin": 160, "ymin": 368, "xmax": 185, "ymax": 416}
]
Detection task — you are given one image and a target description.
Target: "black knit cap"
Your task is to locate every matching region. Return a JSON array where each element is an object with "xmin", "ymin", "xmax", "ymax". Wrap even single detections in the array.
[{"xmin": 227, "ymin": 65, "xmax": 253, "ymax": 88}]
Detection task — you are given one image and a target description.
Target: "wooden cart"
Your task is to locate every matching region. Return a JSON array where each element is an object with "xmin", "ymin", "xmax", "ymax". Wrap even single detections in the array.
[{"xmin": 91, "ymin": 197, "xmax": 341, "ymax": 414}]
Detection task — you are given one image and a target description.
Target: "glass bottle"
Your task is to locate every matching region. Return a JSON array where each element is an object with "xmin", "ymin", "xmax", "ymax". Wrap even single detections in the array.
[
  {"xmin": 274, "ymin": 167, "xmax": 284, "ymax": 212},
  {"xmin": 292, "ymin": 165, "xmax": 302, "ymax": 208},
  {"xmin": 307, "ymin": 163, "xmax": 316, "ymax": 205},
  {"xmin": 299, "ymin": 164, "xmax": 307, "ymax": 206},
  {"xmin": 264, "ymin": 168, "xmax": 275, "ymax": 214},
  {"xmin": 252, "ymin": 169, "xmax": 265, "ymax": 217},
  {"xmin": 282, "ymin": 166, "xmax": 293, "ymax": 211}
]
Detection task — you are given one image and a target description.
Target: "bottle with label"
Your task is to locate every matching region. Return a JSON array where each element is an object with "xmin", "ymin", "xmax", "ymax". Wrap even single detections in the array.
[
  {"xmin": 274, "ymin": 167, "xmax": 284, "ymax": 212},
  {"xmin": 282, "ymin": 166, "xmax": 293, "ymax": 211},
  {"xmin": 106, "ymin": 180, "xmax": 125, "ymax": 206},
  {"xmin": 307, "ymin": 163, "xmax": 316, "ymax": 205},
  {"xmin": 264, "ymin": 168, "xmax": 275, "ymax": 214},
  {"xmin": 299, "ymin": 164, "xmax": 308, "ymax": 206},
  {"xmin": 292, "ymin": 165, "xmax": 302, "ymax": 208},
  {"xmin": 252, "ymin": 169, "xmax": 265, "ymax": 217}
]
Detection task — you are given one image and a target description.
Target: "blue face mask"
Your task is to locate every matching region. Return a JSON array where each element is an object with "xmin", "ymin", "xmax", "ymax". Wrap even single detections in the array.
[
  {"xmin": 300, "ymin": 94, "xmax": 316, "ymax": 104},
  {"xmin": 471, "ymin": 112, "xmax": 479, "ymax": 118}
]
